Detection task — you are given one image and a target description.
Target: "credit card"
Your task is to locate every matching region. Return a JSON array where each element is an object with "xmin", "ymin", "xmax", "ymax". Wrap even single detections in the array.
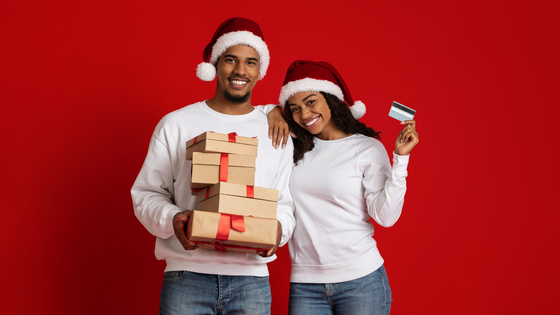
[{"xmin": 388, "ymin": 101, "xmax": 415, "ymax": 121}]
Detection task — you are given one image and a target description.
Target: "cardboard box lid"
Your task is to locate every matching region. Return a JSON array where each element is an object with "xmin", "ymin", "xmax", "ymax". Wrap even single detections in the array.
[
  {"xmin": 196, "ymin": 194, "xmax": 277, "ymax": 219},
  {"xmin": 191, "ymin": 152, "xmax": 255, "ymax": 167},
  {"xmin": 186, "ymin": 132, "xmax": 258, "ymax": 148},
  {"xmin": 190, "ymin": 165, "xmax": 256, "ymax": 192},
  {"xmin": 186, "ymin": 135, "xmax": 258, "ymax": 160},
  {"xmin": 197, "ymin": 182, "xmax": 278, "ymax": 202}
]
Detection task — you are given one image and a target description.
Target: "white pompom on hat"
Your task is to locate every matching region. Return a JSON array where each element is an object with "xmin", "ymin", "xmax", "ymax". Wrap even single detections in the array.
[
  {"xmin": 278, "ymin": 60, "xmax": 366, "ymax": 119},
  {"xmin": 196, "ymin": 17, "xmax": 270, "ymax": 82}
]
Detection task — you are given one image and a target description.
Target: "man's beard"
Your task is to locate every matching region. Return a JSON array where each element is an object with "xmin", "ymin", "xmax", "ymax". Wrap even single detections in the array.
[{"xmin": 224, "ymin": 90, "xmax": 250, "ymax": 104}]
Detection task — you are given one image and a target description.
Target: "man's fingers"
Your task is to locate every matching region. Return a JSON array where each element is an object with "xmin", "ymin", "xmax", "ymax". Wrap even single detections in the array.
[
  {"xmin": 273, "ymin": 127, "xmax": 281, "ymax": 148},
  {"xmin": 281, "ymin": 127, "xmax": 289, "ymax": 148},
  {"xmin": 267, "ymin": 246, "xmax": 278, "ymax": 257},
  {"xmin": 173, "ymin": 210, "xmax": 198, "ymax": 251},
  {"xmin": 183, "ymin": 240, "xmax": 199, "ymax": 250},
  {"xmin": 256, "ymin": 246, "xmax": 278, "ymax": 258}
]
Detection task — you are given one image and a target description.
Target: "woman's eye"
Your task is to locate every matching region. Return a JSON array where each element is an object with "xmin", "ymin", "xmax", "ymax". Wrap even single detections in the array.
[
  {"xmin": 291, "ymin": 107, "xmax": 299, "ymax": 113},
  {"xmin": 307, "ymin": 100, "xmax": 316, "ymax": 105}
]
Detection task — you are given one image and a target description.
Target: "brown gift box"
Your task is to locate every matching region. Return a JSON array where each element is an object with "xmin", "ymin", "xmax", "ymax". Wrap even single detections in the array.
[
  {"xmin": 186, "ymin": 132, "xmax": 258, "ymax": 160},
  {"xmin": 197, "ymin": 182, "xmax": 278, "ymax": 219},
  {"xmin": 188, "ymin": 210, "xmax": 278, "ymax": 253},
  {"xmin": 190, "ymin": 152, "xmax": 256, "ymax": 190}
]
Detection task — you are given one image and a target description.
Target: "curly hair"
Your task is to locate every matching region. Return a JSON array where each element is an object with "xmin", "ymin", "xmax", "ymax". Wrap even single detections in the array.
[{"xmin": 283, "ymin": 91, "xmax": 381, "ymax": 164}]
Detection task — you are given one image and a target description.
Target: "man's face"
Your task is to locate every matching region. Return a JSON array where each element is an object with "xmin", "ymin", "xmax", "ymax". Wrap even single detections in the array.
[{"xmin": 215, "ymin": 44, "xmax": 261, "ymax": 103}]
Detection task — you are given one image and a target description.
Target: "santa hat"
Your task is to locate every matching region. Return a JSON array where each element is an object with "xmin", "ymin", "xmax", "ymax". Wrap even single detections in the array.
[
  {"xmin": 196, "ymin": 17, "xmax": 270, "ymax": 82},
  {"xmin": 278, "ymin": 60, "xmax": 366, "ymax": 119}
]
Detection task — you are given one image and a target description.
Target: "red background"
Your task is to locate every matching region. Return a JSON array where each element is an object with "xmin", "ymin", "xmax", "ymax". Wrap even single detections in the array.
[{"xmin": 2, "ymin": 1, "xmax": 559, "ymax": 314}]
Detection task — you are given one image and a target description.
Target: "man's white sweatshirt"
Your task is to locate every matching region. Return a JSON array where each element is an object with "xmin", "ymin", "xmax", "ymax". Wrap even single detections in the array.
[{"xmin": 131, "ymin": 101, "xmax": 295, "ymax": 276}]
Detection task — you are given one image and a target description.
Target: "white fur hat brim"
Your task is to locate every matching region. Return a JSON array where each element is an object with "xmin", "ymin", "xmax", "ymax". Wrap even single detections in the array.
[
  {"xmin": 278, "ymin": 78, "xmax": 344, "ymax": 107},
  {"xmin": 208, "ymin": 31, "xmax": 270, "ymax": 80}
]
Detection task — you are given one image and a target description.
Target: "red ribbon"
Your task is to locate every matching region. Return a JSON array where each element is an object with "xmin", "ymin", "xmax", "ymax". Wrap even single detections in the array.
[
  {"xmin": 246, "ymin": 185, "xmax": 254, "ymax": 198},
  {"xmin": 185, "ymin": 215, "xmax": 268, "ymax": 253},
  {"xmin": 219, "ymin": 132, "xmax": 242, "ymax": 182},
  {"xmin": 219, "ymin": 153, "xmax": 229, "ymax": 182},
  {"xmin": 201, "ymin": 241, "xmax": 268, "ymax": 252},
  {"xmin": 190, "ymin": 132, "xmax": 244, "ymax": 191},
  {"xmin": 215, "ymin": 213, "xmax": 246, "ymax": 241},
  {"xmin": 190, "ymin": 183, "xmax": 203, "ymax": 193}
]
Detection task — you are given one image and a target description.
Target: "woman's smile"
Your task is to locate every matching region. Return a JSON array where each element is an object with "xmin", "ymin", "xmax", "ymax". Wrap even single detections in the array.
[{"xmin": 302, "ymin": 115, "xmax": 321, "ymax": 129}]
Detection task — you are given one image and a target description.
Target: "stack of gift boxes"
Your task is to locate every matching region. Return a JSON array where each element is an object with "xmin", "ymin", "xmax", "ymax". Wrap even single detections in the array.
[{"xmin": 184, "ymin": 131, "xmax": 279, "ymax": 254}]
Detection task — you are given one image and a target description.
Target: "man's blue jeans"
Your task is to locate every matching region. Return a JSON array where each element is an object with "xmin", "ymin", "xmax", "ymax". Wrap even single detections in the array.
[
  {"xmin": 288, "ymin": 265, "xmax": 392, "ymax": 315},
  {"xmin": 159, "ymin": 270, "xmax": 271, "ymax": 315}
]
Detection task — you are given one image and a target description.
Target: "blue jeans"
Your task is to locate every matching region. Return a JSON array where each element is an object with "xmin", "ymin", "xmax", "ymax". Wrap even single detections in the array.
[
  {"xmin": 159, "ymin": 270, "xmax": 271, "ymax": 315},
  {"xmin": 288, "ymin": 265, "xmax": 392, "ymax": 315}
]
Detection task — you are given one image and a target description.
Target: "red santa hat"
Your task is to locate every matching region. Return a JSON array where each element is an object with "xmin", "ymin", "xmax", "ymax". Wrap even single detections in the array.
[
  {"xmin": 196, "ymin": 17, "xmax": 270, "ymax": 82},
  {"xmin": 278, "ymin": 60, "xmax": 366, "ymax": 119}
]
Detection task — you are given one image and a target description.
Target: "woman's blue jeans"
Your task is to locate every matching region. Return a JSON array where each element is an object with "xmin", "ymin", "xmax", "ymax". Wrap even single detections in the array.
[
  {"xmin": 288, "ymin": 265, "xmax": 392, "ymax": 315},
  {"xmin": 159, "ymin": 270, "xmax": 271, "ymax": 315}
]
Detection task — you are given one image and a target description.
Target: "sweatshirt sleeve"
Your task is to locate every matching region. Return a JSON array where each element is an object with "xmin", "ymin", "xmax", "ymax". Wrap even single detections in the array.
[
  {"xmin": 131, "ymin": 132, "xmax": 182, "ymax": 239},
  {"xmin": 273, "ymin": 139, "xmax": 296, "ymax": 246},
  {"xmin": 361, "ymin": 142, "xmax": 410, "ymax": 227},
  {"xmin": 253, "ymin": 104, "xmax": 279, "ymax": 115}
]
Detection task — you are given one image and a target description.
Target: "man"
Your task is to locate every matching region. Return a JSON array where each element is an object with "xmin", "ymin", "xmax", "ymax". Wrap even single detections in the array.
[{"xmin": 131, "ymin": 17, "xmax": 295, "ymax": 314}]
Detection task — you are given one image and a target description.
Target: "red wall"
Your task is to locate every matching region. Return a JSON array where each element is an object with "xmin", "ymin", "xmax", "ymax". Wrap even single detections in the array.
[{"xmin": 2, "ymin": 1, "xmax": 559, "ymax": 314}]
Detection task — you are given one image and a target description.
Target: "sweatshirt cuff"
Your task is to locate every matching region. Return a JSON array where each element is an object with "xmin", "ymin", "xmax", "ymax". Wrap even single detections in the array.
[
  {"xmin": 164, "ymin": 206, "xmax": 182, "ymax": 236},
  {"xmin": 392, "ymin": 152, "xmax": 410, "ymax": 176},
  {"xmin": 276, "ymin": 209, "xmax": 294, "ymax": 247}
]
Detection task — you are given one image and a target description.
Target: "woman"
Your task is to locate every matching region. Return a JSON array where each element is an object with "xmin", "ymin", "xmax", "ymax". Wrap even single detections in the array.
[{"xmin": 276, "ymin": 60, "xmax": 419, "ymax": 315}]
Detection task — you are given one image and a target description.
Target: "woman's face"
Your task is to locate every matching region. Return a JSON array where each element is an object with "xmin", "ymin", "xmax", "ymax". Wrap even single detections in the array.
[{"xmin": 287, "ymin": 91, "xmax": 338, "ymax": 140}]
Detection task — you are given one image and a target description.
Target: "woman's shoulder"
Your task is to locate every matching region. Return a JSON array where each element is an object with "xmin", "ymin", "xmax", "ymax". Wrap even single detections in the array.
[
  {"xmin": 350, "ymin": 134, "xmax": 389, "ymax": 164},
  {"xmin": 351, "ymin": 134, "xmax": 385, "ymax": 151}
]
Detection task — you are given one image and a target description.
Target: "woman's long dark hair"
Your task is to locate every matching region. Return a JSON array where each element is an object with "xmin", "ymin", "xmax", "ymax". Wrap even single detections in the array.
[{"xmin": 283, "ymin": 91, "xmax": 381, "ymax": 164}]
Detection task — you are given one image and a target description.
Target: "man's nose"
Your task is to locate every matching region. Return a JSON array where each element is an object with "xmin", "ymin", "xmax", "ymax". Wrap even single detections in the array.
[{"xmin": 233, "ymin": 62, "xmax": 247, "ymax": 76}]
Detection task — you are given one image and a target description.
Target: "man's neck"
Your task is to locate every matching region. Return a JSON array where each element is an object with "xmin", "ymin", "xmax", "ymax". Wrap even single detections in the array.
[{"xmin": 205, "ymin": 95, "xmax": 254, "ymax": 115}]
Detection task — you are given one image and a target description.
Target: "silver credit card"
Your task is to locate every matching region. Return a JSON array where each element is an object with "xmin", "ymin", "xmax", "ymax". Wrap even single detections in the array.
[{"xmin": 389, "ymin": 101, "xmax": 415, "ymax": 121}]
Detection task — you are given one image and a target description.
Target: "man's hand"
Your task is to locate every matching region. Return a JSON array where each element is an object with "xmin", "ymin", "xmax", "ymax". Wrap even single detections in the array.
[
  {"xmin": 173, "ymin": 210, "xmax": 199, "ymax": 251},
  {"xmin": 267, "ymin": 106, "xmax": 292, "ymax": 149},
  {"xmin": 257, "ymin": 221, "xmax": 282, "ymax": 258}
]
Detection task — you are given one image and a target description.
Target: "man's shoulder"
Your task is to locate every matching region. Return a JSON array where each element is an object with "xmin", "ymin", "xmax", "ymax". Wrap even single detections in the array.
[
  {"xmin": 161, "ymin": 101, "xmax": 205, "ymax": 121},
  {"xmin": 154, "ymin": 101, "xmax": 207, "ymax": 129},
  {"xmin": 252, "ymin": 104, "xmax": 278, "ymax": 116}
]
